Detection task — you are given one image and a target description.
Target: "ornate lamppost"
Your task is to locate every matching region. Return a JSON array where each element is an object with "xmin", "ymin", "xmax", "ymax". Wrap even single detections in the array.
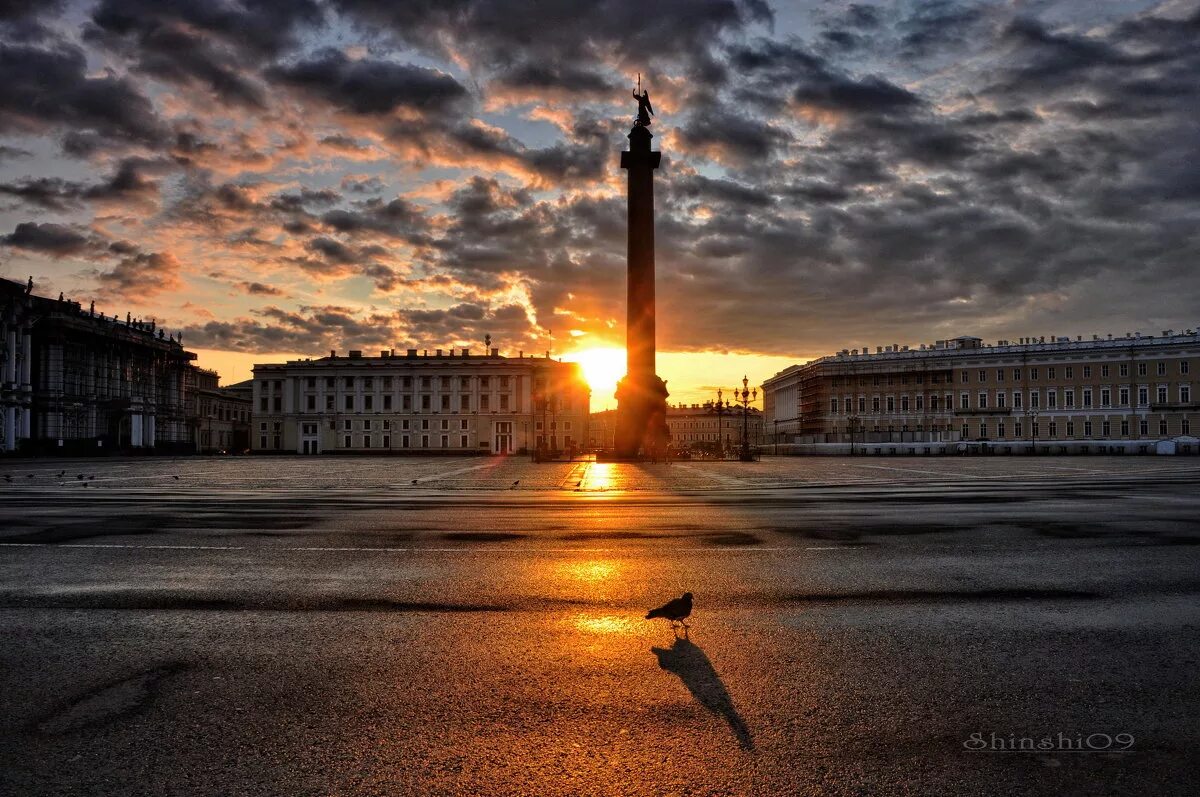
[
  {"xmin": 706, "ymin": 389, "xmax": 733, "ymax": 458},
  {"xmin": 733, "ymin": 375, "xmax": 757, "ymax": 462}
]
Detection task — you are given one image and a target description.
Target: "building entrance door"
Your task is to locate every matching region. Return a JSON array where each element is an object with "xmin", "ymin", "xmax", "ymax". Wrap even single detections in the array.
[{"xmin": 494, "ymin": 422, "xmax": 512, "ymax": 454}]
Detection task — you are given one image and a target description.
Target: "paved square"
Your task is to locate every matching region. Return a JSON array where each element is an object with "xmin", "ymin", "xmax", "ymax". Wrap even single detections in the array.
[{"xmin": 1, "ymin": 456, "xmax": 1198, "ymax": 795}]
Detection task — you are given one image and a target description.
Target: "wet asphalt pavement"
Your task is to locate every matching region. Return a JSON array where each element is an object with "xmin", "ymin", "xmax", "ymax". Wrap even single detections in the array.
[{"xmin": 1, "ymin": 456, "xmax": 1198, "ymax": 796}]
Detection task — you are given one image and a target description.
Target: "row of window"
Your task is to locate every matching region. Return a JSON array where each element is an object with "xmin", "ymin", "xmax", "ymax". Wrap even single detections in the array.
[
  {"xmin": 261, "ymin": 375, "xmax": 516, "ymax": 391},
  {"xmin": 841, "ymin": 418, "xmax": 1192, "ymax": 439},
  {"xmin": 830, "ymin": 384, "xmax": 1193, "ymax": 414},
  {"xmin": 958, "ymin": 362, "xmax": 1189, "ymax": 384},
  {"xmin": 271, "ymin": 419, "xmax": 573, "ymax": 433},
  {"xmin": 830, "ymin": 361, "xmax": 1193, "ymax": 389}
]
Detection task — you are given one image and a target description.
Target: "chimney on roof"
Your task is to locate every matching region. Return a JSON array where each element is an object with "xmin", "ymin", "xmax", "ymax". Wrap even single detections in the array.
[
  {"xmin": 436, "ymin": 349, "xmax": 443, "ymax": 356},
  {"xmin": 330, "ymin": 349, "xmax": 336, "ymax": 358},
  {"xmin": 462, "ymin": 347, "xmax": 469, "ymax": 357},
  {"xmin": 407, "ymin": 349, "xmax": 417, "ymax": 357}
]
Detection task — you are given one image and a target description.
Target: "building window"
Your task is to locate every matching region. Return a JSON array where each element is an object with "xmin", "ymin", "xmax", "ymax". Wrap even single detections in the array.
[
  {"xmin": 1083, "ymin": 421, "xmax": 1091, "ymax": 436},
  {"xmin": 1181, "ymin": 361, "xmax": 1190, "ymax": 375},
  {"xmin": 1138, "ymin": 363, "xmax": 1147, "ymax": 377},
  {"xmin": 460, "ymin": 396, "xmax": 470, "ymax": 411},
  {"xmin": 259, "ymin": 436, "xmax": 267, "ymax": 449},
  {"xmin": 1102, "ymin": 421, "xmax": 1110, "ymax": 437},
  {"xmin": 1066, "ymin": 421, "xmax": 1074, "ymax": 437},
  {"xmin": 421, "ymin": 419, "xmax": 430, "ymax": 430},
  {"xmin": 402, "ymin": 435, "xmax": 410, "ymax": 448},
  {"xmin": 886, "ymin": 396, "xmax": 895, "ymax": 412},
  {"xmin": 1065, "ymin": 367, "xmax": 1073, "ymax": 379},
  {"xmin": 1032, "ymin": 422, "xmax": 1040, "ymax": 439},
  {"xmin": 960, "ymin": 423, "xmax": 969, "ymax": 437},
  {"xmin": 325, "ymin": 395, "xmax": 335, "ymax": 410},
  {"xmin": 440, "ymin": 434, "xmax": 448, "ymax": 447},
  {"xmin": 901, "ymin": 396, "xmax": 909, "ymax": 412},
  {"xmin": 1029, "ymin": 391, "xmax": 1039, "ymax": 409},
  {"xmin": 996, "ymin": 392, "xmax": 1005, "ymax": 409},
  {"xmin": 1047, "ymin": 368, "xmax": 1056, "ymax": 380},
  {"xmin": 307, "ymin": 395, "xmax": 316, "ymax": 410},
  {"xmin": 978, "ymin": 392, "xmax": 988, "ymax": 409},
  {"xmin": 1119, "ymin": 364, "xmax": 1128, "ymax": 377},
  {"xmin": 858, "ymin": 397, "xmax": 866, "ymax": 413},
  {"xmin": 421, "ymin": 434, "xmax": 429, "ymax": 447},
  {"xmin": 1119, "ymin": 387, "xmax": 1129, "ymax": 406},
  {"xmin": 460, "ymin": 435, "xmax": 468, "ymax": 447},
  {"xmin": 1182, "ymin": 419, "xmax": 1190, "ymax": 435},
  {"xmin": 259, "ymin": 422, "xmax": 268, "ymax": 432},
  {"xmin": 979, "ymin": 421, "xmax": 987, "ymax": 438},
  {"xmin": 363, "ymin": 436, "xmax": 371, "ymax": 448},
  {"xmin": 1046, "ymin": 391, "xmax": 1057, "ymax": 409},
  {"xmin": 1048, "ymin": 422, "xmax": 1057, "ymax": 438},
  {"xmin": 1157, "ymin": 386, "xmax": 1168, "ymax": 404},
  {"xmin": 459, "ymin": 419, "xmax": 468, "ymax": 430},
  {"xmin": 1064, "ymin": 390, "xmax": 1075, "ymax": 408},
  {"xmin": 383, "ymin": 395, "xmax": 392, "ymax": 410},
  {"xmin": 1015, "ymin": 422, "xmax": 1022, "ymax": 438},
  {"xmin": 1138, "ymin": 387, "xmax": 1148, "ymax": 405},
  {"xmin": 481, "ymin": 395, "xmax": 490, "ymax": 411},
  {"xmin": 1157, "ymin": 362, "xmax": 1166, "ymax": 376},
  {"xmin": 960, "ymin": 393, "xmax": 969, "ymax": 409},
  {"xmin": 344, "ymin": 419, "xmax": 352, "ymax": 430},
  {"xmin": 1013, "ymin": 369, "xmax": 1021, "ymax": 381},
  {"xmin": 440, "ymin": 419, "xmax": 449, "ymax": 431},
  {"xmin": 978, "ymin": 370, "xmax": 987, "ymax": 382},
  {"xmin": 345, "ymin": 395, "xmax": 354, "ymax": 411},
  {"xmin": 460, "ymin": 377, "xmax": 470, "ymax": 390},
  {"xmin": 363, "ymin": 420, "xmax": 372, "ymax": 431},
  {"xmin": 1140, "ymin": 420, "xmax": 1149, "ymax": 436},
  {"xmin": 344, "ymin": 435, "xmax": 351, "ymax": 448},
  {"xmin": 1084, "ymin": 365, "xmax": 1093, "ymax": 378},
  {"xmin": 916, "ymin": 395, "xmax": 924, "ymax": 410},
  {"xmin": 996, "ymin": 369, "xmax": 1005, "ymax": 382},
  {"xmin": 1030, "ymin": 368, "xmax": 1039, "ymax": 380},
  {"xmin": 1159, "ymin": 419, "xmax": 1168, "ymax": 436},
  {"xmin": 403, "ymin": 396, "xmax": 411, "ymax": 410},
  {"xmin": 1100, "ymin": 365, "xmax": 1108, "ymax": 378},
  {"xmin": 383, "ymin": 435, "xmax": 390, "ymax": 448},
  {"xmin": 499, "ymin": 394, "xmax": 509, "ymax": 411},
  {"xmin": 422, "ymin": 395, "xmax": 431, "ymax": 410},
  {"xmin": 364, "ymin": 395, "xmax": 374, "ymax": 411},
  {"xmin": 383, "ymin": 420, "xmax": 391, "ymax": 431},
  {"xmin": 1182, "ymin": 386, "xmax": 1191, "ymax": 403},
  {"xmin": 1013, "ymin": 392, "xmax": 1022, "ymax": 409},
  {"xmin": 260, "ymin": 397, "xmax": 268, "ymax": 411},
  {"xmin": 1082, "ymin": 389, "xmax": 1092, "ymax": 408},
  {"xmin": 961, "ymin": 372, "xmax": 969, "ymax": 384},
  {"xmin": 997, "ymin": 423, "xmax": 1005, "ymax": 438},
  {"xmin": 830, "ymin": 398, "xmax": 838, "ymax": 413},
  {"xmin": 421, "ymin": 377, "xmax": 431, "ymax": 389},
  {"xmin": 1121, "ymin": 420, "xmax": 1129, "ymax": 436}
]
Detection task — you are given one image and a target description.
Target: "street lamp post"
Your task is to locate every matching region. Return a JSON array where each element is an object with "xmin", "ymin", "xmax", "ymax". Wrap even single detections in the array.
[
  {"xmin": 733, "ymin": 375, "xmax": 757, "ymax": 462},
  {"xmin": 708, "ymin": 389, "xmax": 733, "ymax": 458},
  {"xmin": 848, "ymin": 414, "xmax": 859, "ymax": 456}
]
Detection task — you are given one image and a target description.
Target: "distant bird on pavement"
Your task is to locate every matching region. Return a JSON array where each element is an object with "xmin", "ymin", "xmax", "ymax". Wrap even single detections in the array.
[
  {"xmin": 411, "ymin": 478, "xmax": 418, "ymax": 485},
  {"xmin": 76, "ymin": 474, "xmax": 84, "ymax": 480},
  {"xmin": 511, "ymin": 480, "xmax": 520, "ymax": 489},
  {"xmin": 646, "ymin": 592, "xmax": 694, "ymax": 632},
  {"xmin": 57, "ymin": 470, "xmax": 65, "ymax": 477},
  {"xmin": 26, "ymin": 474, "xmax": 33, "ymax": 478},
  {"xmin": 3, "ymin": 475, "xmax": 11, "ymax": 483},
  {"xmin": 88, "ymin": 475, "xmax": 95, "ymax": 481},
  {"xmin": 172, "ymin": 475, "xmax": 179, "ymax": 480}
]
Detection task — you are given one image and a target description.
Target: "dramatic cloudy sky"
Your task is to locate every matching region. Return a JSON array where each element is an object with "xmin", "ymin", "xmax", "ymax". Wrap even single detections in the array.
[{"xmin": 1, "ymin": 0, "xmax": 1198, "ymax": 403}]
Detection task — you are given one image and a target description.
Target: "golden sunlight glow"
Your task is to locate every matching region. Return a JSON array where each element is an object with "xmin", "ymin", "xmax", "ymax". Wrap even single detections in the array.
[
  {"xmin": 569, "ymin": 614, "xmax": 639, "ymax": 635},
  {"xmin": 558, "ymin": 560, "xmax": 619, "ymax": 583},
  {"xmin": 563, "ymin": 347, "xmax": 625, "ymax": 399}
]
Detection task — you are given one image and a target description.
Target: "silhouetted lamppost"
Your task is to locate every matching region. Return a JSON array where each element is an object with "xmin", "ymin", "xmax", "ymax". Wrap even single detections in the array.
[
  {"xmin": 733, "ymin": 376, "xmax": 757, "ymax": 462},
  {"xmin": 706, "ymin": 389, "xmax": 733, "ymax": 458}
]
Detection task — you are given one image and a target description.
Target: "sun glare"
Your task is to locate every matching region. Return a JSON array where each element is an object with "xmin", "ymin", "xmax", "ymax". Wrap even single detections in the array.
[{"xmin": 565, "ymin": 347, "xmax": 626, "ymax": 399}]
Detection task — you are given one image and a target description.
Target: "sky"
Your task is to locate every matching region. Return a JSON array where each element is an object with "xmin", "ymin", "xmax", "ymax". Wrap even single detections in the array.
[{"xmin": 1, "ymin": 0, "xmax": 1198, "ymax": 406}]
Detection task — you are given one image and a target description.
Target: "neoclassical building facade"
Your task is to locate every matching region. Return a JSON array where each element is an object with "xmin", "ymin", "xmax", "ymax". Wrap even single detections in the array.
[
  {"xmin": 763, "ymin": 331, "xmax": 1200, "ymax": 454},
  {"xmin": 252, "ymin": 348, "xmax": 589, "ymax": 455}
]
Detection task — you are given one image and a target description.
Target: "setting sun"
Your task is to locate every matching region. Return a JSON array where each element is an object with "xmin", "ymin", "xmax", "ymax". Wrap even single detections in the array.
[{"xmin": 564, "ymin": 347, "xmax": 626, "ymax": 399}]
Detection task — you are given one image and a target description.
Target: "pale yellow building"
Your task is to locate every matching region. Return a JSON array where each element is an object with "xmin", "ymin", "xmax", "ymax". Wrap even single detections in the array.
[
  {"xmin": 252, "ymin": 347, "xmax": 589, "ymax": 455},
  {"xmin": 763, "ymin": 331, "xmax": 1199, "ymax": 455}
]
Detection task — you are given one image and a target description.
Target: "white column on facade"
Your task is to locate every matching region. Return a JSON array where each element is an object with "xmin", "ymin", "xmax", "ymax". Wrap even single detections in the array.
[
  {"xmin": 5, "ymin": 327, "xmax": 15, "ymax": 384},
  {"xmin": 20, "ymin": 328, "xmax": 32, "ymax": 387},
  {"xmin": 145, "ymin": 414, "xmax": 155, "ymax": 447},
  {"xmin": 131, "ymin": 413, "xmax": 143, "ymax": 447}
]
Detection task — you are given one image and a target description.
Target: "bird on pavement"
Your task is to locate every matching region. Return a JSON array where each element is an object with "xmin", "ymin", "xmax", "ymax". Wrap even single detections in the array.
[
  {"xmin": 646, "ymin": 592, "xmax": 694, "ymax": 633},
  {"xmin": 57, "ymin": 470, "xmax": 65, "ymax": 477},
  {"xmin": 511, "ymin": 480, "xmax": 520, "ymax": 488},
  {"xmin": 76, "ymin": 474, "xmax": 84, "ymax": 480},
  {"xmin": 172, "ymin": 475, "xmax": 180, "ymax": 480},
  {"xmin": 3, "ymin": 475, "xmax": 11, "ymax": 483},
  {"xmin": 88, "ymin": 475, "xmax": 95, "ymax": 481}
]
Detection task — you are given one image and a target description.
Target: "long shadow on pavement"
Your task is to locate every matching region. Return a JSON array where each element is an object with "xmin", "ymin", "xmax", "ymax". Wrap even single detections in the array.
[{"xmin": 650, "ymin": 636, "xmax": 754, "ymax": 750}]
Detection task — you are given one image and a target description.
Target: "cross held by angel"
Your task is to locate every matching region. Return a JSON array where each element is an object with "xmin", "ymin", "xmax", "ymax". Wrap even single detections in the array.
[{"xmin": 633, "ymin": 74, "xmax": 654, "ymax": 127}]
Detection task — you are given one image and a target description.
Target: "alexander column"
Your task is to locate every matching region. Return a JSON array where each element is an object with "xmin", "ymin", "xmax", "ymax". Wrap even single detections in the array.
[{"xmin": 614, "ymin": 81, "xmax": 669, "ymax": 459}]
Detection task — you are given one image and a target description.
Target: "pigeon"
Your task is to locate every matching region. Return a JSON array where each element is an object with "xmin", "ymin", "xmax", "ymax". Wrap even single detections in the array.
[
  {"xmin": 646, "ymin": 592, "xmax": 694, "ymax": 632},
  {"xmin": 3, "ymin": 475, "xmax": 11, "ymax": 483},
  {"xmin": 57, "ymin": 470, "xmax": 65, "ymax": 477},
  {"xmin": 26, "ymin": 474, "xmax": 33, "ymax": 478},
  {"xmin": 88, "ymin": 475, "xmax": 95, "ymax": 481},
  {"xmin": 411, "ymin": 479, "xmax": 419, "ymax": 485},
  {"xmin": 76, "ymin": 474, "xmax": 84, "ymax": 480},
  {"xmin": 511, "ymin": 480, "xmax": 520, "ymax": 488},
  {"xmin": 172, "ymin": 475, "xmax": 179, "ymax": 480}
]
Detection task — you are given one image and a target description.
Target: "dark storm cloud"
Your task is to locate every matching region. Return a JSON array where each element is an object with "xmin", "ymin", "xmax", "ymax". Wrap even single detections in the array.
[
  {"xmin": 0, "ymin": 40, "xmax": 167, "ymax": 149},
  {"xmin": 180, "ymin": 304, "xmax": 398, "ymax": 352},
  {"xmin": 320, "ymin": 197, "xmax": 429, "ymax": 240},
  {"xmin": 268, "ymin": 49, "xmax": 468, "ymax": 115},
  {"xmin": 0, "ymin": 222, "xmax": 92, "ymax": 256},
  {"xmin": 0, "ymin": 158, "xmax": 162, "ymax": 211},
  {"xmin": 331, "ymin": 0, "xmax": 771, "ymax": 70},
  {"xmin": 238, "ymin": 280, "xmax": 285, "ymax": 296}
]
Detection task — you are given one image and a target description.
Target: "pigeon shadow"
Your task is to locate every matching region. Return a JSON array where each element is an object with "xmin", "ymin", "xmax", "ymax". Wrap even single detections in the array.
[{"xmin": 650, "ymin": 637, "xmax": 754, "ymax": 750}]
